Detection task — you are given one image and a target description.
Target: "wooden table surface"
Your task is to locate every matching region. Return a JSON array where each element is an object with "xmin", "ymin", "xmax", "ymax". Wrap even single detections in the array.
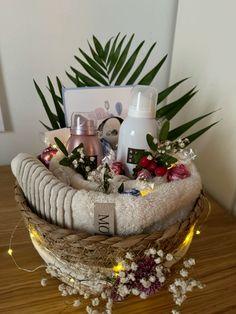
[{"xmin": 0, "ymin": 165, "xmax": 236, "ymax": 314}]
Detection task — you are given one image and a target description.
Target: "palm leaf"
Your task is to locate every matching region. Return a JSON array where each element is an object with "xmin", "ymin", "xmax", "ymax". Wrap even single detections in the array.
[
  {"xmin": 168, "ymin": 110, "xmax": 218, "ymax": 141},
  {"xmin": 34, "ymin": 80, "xmax": 59, "ymax": 129},
  {"xmin": 93, "ymin": 35, "xmax": 105, "ymax": 61},
  {"xmin": 156, "ymin": 88, "xmax": 197, "ymax": 120},
  {"xmin": 66, "ymin": 71, "xmax": 85, "ymax": 87},
  {"xmin": 110, "ymin": 34, "xmax": 135, "ymax": 83},
  {"xmin": 107, "ymin": 33, "xmax": 120, "ymax": 66},
  {"xmin": 157, "ymin": 78, "xmax": 189, "ymax": 105},
  {"xmin": 138, "ymin": 54, "xmax": 167, "ymax": 85},
  {"xmin": 159, "ymin": 120, "xmax": 170, "ymax": 142},
  {"xmin": 56, "ymin": 76, "xmax": 63, "ymax": 99},
  {"xmin": 47, "ymin": 77, "xmax": 65, "ymax": 128},
  {"xmin": 108, "ymin": 35, "xmax": 127, "ymax": 74},
  {"xmin": 104, "ymin": 37, "xmax": 112, "ymax": 62},
  {"xmin": 39, "ymin": 120, "xmax": 52, "ymax": 131},
  {"xmin": 126, "ymin": 42, "xmax": 156, "ymax": 85},
  {"xmin": 115, "ymin": 40, "xmax": 145, "ymax": 85},
  {"xmin": 70, "ymin": 67, "xmax": 100, "ymax": 86},
  {"xmin": 184, "ymin": 121, "xmax": 219, "ymax": 145},
  {"xmin": 74, "ymin": 56, "xmax": 108, "ymax": 85},
  {"xmin": 78, "ymin": 48, "xmax": 108, "ymax": 78},
  {"xmin": 54, "ymin": 137, "xmax": 68, "ymax": 156},
  {"xmin": 88, "ymin": 41, "xmax": 106, "ymax": 69}
]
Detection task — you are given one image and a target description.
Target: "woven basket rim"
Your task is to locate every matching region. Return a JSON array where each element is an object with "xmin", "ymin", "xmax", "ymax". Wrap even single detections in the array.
[{"xmin": 14, "ymin": 183, "xmax": 206, "ymax": 267}]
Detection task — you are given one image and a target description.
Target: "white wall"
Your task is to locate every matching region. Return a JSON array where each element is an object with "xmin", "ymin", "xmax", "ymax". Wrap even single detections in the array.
[
  {"xmin": 0, "ymin": 0, "xmax": 178, "ymax": 165},
  {"xmin": 170, "ymin": 0, "xmax": 236, "ymax": 213}
]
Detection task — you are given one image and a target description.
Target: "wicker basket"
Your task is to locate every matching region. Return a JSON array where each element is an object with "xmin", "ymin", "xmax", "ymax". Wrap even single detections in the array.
[{"xmin": 15, "ymin": 184, "xmax": 206, "ymax": 270}]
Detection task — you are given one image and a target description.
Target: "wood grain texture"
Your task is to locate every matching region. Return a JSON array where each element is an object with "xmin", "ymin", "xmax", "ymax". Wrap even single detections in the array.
[{"xmin": 0, "ymin": 165, "xmax": 236, "ymax": 314}]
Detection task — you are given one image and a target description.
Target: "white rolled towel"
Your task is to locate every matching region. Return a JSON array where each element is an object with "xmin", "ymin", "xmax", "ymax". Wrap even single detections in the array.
[{"xmin": 11, "ymin": 153, "xmax": 202, "ymax": 236}]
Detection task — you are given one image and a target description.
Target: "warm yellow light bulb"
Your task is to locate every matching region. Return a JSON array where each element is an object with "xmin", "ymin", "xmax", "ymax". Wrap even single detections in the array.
[
  {"xmin": 69, "ymin": 278, "xmax": 75, "ymax": 283},
  {"xmin": 8, "ymin": 248, "xmax": 13, "ymax": 256},
  {"xmin": 113, "ymin": 262, "xmax": 124, "ymax": 273},
  {"xmin": 196, "ymin": 230, "xmax": 201, "ymax": 235}
]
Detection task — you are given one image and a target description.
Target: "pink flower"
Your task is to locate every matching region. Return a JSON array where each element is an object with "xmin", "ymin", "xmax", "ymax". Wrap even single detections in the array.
[
  {"xmin": 136, "ymin": 169, "xmax": 152, "ymax": 180},
  {"xmin": 167, "ymin": 164, "xmax": 190, "ymax": 182},
  {"xmin": 111, "ymin": 162, "xmax": 124, "ymax": 175}
]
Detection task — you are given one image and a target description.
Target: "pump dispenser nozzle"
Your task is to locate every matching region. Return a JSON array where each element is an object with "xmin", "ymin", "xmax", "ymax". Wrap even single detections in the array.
[{"xmin": 128, "ymin": 85, "xmax": 157, "ymax": 118}]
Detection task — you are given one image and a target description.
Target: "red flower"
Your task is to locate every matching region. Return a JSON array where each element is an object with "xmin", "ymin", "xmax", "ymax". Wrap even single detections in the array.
[{"xmin": 167, "ymin": 164, "xmax": 190, "ymax": 182}]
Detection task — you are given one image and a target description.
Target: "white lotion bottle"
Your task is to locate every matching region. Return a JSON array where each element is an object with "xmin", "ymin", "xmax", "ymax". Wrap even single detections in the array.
[{"xmin": 117, "ymin": 85, "xmax": 158, "ymax": 177}]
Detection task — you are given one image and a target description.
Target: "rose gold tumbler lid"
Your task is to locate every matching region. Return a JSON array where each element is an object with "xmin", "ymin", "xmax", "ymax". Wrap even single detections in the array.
[{"xmin": 71, "ymin": 113, "xmax": 95, "ymax": 135}]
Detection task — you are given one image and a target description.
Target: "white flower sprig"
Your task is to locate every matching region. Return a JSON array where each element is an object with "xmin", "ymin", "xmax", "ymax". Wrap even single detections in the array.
[{"xmin": 169, "ymin": 258, "xmax": 205, "ymax": 313}]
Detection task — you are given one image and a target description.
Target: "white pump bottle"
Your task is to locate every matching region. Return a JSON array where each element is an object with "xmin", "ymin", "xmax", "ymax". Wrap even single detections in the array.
[{"xmin": 117, "ymin": 85, "xmax": 158, "ymax": 177}]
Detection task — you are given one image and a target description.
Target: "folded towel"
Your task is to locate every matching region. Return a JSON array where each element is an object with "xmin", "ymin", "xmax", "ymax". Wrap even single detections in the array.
[{"xmin": 11, "ymin": 153, "xmax": 202, "ymax": 236}]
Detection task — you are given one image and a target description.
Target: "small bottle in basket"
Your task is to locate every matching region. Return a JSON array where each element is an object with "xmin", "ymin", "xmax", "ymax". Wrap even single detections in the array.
[
  {"xmin": 117, "ymin": 85, "xmax": 158, "ymax": 177},
  {"xmin": 67, "ymin": 112, "xmax": 103, "ymax": 167}
]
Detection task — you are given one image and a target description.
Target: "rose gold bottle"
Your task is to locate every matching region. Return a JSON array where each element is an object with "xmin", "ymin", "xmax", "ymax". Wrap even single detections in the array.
[{"xmin": 66, "ymin": 112, "xmax": 103, "ymax": 166}]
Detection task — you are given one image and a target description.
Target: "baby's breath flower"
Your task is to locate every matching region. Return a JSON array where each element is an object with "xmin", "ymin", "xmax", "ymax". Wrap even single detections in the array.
[
  {"xmin": 128, "ymin": 273, "xmax": 135, "ymax": 281},
  {"xmin": 40, "ymin": 278, "xmax": 47, "ymax": 287},
  {"xmin": 157, "ymin": 249, "xmax": 164, "ymax": 258},
  {"xmin": 85, "ymin": 166, "xmax": 91, "ymax": 172},
  {"xmin": 159, "ymin": 276, "xmax": 166, "ymax": 283},
  {"xmin": 147, "ymin": 155, "xmax": 153, "ymax": 160},
  {"xmin": 154, "ymin": 257, "xmax": 162, "ymax": 264},
  {"xmin": 131, "ymin": 262, "xmax": 138, "ymax": 271},
  {"xmin": 91, "ymin": 298, "xmax": 99, "ymax": 306},
  {"xmin": 73, "ymin": 299, "xmax": 81, "ymax": 307},
  {"xmin": 171, "ymin": 310, "xmax": 180, "ymax": 314},
  {"xmin": 90, "ymin": 156, "xmax": 95, "ymax": 161},
  {"xmin": 153, "ymin": 138, "xmax": 158, "ymax": 144},
  {"xmin": 101, "ymin": 292, "xmax": 107, "ymax": 299},
  {"xmin": 180, "ymin": 269, "xmax": 189, "ymax": 278},
  {"xmin": 149, "ymin": 275, "xmax": 156, "ymax": 283},
  {"xmin": 166, "ymin": 253, "xmax": 173, "ymax": 261},
  {"xmin": 132, "ymin": 288, "xmax": 140, "ymax": 296},
  {"xmin": 125, "ymin": 252, "xmax": 133, "ymax": 260},
  {"xmin": 140, "ymin": 292, "xmax": 148, "ymax": 299},
  {"xmin": 72, "ymin": 160, "xmax": 78, "ymax": 167}
]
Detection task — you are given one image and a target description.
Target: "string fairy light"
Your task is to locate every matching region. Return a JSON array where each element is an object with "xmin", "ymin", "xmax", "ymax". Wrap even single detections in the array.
[{"xmin": 8, "ymin": 218, "xmax": 46, "ymax": 273}]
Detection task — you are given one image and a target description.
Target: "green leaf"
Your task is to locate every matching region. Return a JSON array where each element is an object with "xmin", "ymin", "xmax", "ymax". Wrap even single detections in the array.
[
  {"xmin": 110, "ymin": 34, "xmax": 135, "ymax": 83},
  {"xmin": 74, "ymin": 56, "xmax": 108, "ymax": 85},
  {"xmin": 127, "ymin": 42, "xmax": 156, "ymax": 85},
  {"xmin": 138, "ymin": 54, "xmax": 167, "ymax": 85},
  {"xmin": 78, "ymin": 48, "xmax": 108, "ymax": 78},
  {"xmin": 115, "ymin": 40, "xmax": 145, "ymax": 85},
  {"xmin": 39, "ymin": 120, "xmax": 52, "ymax": 131},
  {"xmin": 146, "ymin": 133, "xmax": 157, "ymax": 151},
  {"xmin": 104, "ymin": 37, "xmax": 112, "ymax": 62},
  {"xmin": 47, "ymin": 77, "xmax": 66, "ymax": 128},
  {"xmin": 71, "ymin": 143, "xmax": 84, "ymax": 155},
  {"xmin": 93, "ymin": 35, "xmax": 105, "ymax": 60},
  {"xmin": 167, "ymin": 110, "xmax": 218, "ymax": 141},
  {"xmin": 59, "ymin": 157, "xmax": 71, "ymax": 167},
  {"xmin": 156, "ymin": 154, "xmax": 178, "ymax": 168},
  {"xmin": 184, "ymin": 121, "xmax": 219, "ymax": 145},
  {"xmin": 34, "ymin": 80, "xmax": 59, "ymax": 129},
  {"xmin": 108, "ymin": 35, "xmax": 127, "ymax": 74},
  {"xmin": 157, "ymin": 78, "xmax": 189, "ymax": 105},
  {"xmin": 54, "ymin": 137, "xmax": 68, "ymax": 156},
  {"xmin": 56, "ymin": 76, "xmax": 63, "ymax": 99},
  {"xmin": 107, "ymin": 33, "xmax": 120, "ymax": 66},
  {"xmin": 70, "ymin": 67, "xmax": 100, "ymax": 86},
  {"xmin": 156, "ymin": 88, "xmax": 197, "ymax": 120},
  {"xmin": 88, "ymin": 41, "xmax": 106, "ymax": 69},
  {"xmin": 159, "ymin": 120, "xmax": 170, "ymax": 142},
  {"xmin": 66, "ymin": 71, "xmax": 85, "ymax": 87}
]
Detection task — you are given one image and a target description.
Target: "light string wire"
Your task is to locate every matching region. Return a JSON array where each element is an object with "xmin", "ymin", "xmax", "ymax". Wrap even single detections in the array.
[{"xmin": 8, "ymin": 217, "xmax": 46, "ymax": 273}]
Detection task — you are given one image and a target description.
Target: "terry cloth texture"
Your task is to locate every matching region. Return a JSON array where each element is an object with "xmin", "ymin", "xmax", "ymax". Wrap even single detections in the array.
[{"xmin": 11, "ymin": 153, "xmax": 202, "ymax": 236}]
